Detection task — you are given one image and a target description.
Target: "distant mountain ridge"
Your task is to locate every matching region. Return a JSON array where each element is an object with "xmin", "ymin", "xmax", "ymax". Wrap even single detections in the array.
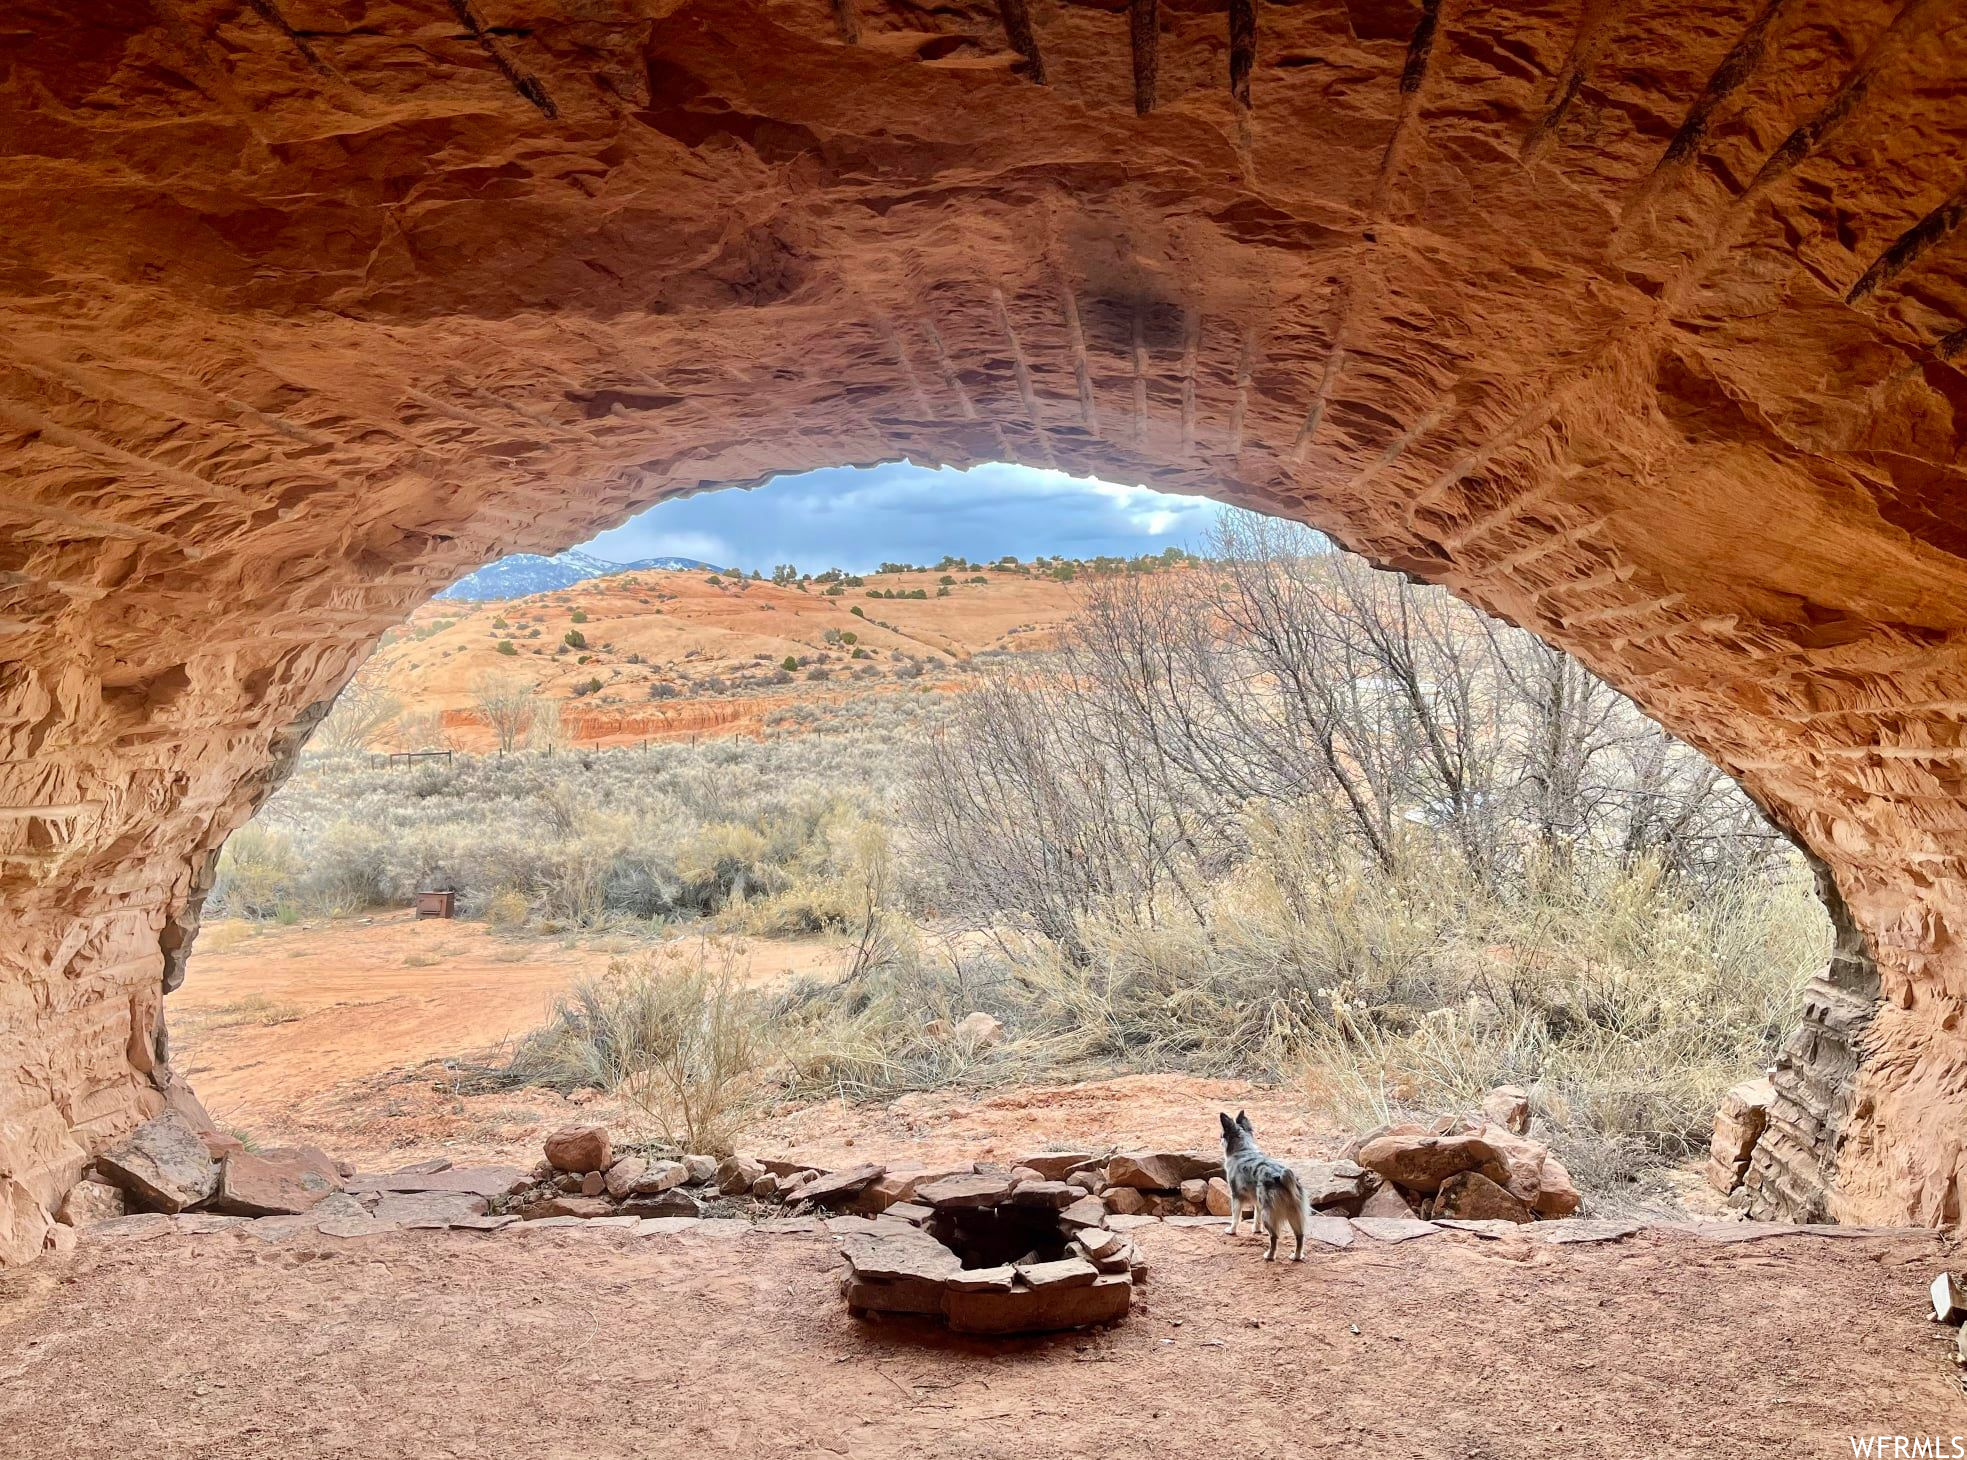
[{"xmin": 437, "ymin": 550, "xmax": 724, "ymax": 601}]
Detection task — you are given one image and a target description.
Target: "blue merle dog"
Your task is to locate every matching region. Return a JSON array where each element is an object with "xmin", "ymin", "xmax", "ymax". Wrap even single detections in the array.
[{"xmin": 1219, "ymin": 1110, "xmax": 1309, "ymax": 1262}]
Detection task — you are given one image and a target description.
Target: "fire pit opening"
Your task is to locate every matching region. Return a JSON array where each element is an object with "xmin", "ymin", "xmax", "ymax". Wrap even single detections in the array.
[{"xmin": 931, "ymin": 1206, "xmax": 1073, "ymax": 1269}]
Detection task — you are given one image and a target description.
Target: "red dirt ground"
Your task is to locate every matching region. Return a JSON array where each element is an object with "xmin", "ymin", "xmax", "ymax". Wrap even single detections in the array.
[{"xmin": 3, "ymin": 1221, "xmax": 1961, "ymax": 1457}]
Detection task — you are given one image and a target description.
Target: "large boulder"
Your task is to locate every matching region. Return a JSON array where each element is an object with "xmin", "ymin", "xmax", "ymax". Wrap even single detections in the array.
[
  {"xmin": 1355, "ymin": 1131, "xmax": 1508, "ymax": 1195},
  {"xmin": 543, "ymin": 1125, "xmax": 611, "ymax": 1174},
  {"xmin": 1104, "ymin": 1151, "xmax": 1224, "ymax": 1190},
  {"xmin": 94, "ymin": 1110, "xmax": 218, "ymax": 1213}
]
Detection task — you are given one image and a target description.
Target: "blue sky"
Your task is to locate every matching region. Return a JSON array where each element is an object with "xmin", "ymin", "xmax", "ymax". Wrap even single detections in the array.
[{"xmin": 579, "ymin": 462, "xmax": 1219, "ymax": 574}]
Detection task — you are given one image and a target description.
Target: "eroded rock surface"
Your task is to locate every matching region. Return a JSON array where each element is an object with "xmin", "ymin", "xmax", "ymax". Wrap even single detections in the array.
[{"xmin": 4, "ymin": 1, "xmax": 1967, "ymax": 1261}]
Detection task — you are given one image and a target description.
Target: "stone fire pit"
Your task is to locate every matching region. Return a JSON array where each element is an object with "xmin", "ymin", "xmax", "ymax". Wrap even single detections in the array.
[{"xmin": 834, "ymin": 1170, "xmax": 1140, "ymax": 1335}]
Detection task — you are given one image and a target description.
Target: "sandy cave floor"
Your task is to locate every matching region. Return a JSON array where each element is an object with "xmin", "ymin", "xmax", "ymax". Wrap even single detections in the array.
[{"xmin": 3, "ymin": 1220, "xmax": 1964, "ymax": 1457}]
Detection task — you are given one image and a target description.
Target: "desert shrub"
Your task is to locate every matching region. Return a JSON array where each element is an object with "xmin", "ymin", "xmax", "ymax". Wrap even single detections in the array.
[
  {"xmin": 496, "ymin": 639, "xmax": 518, "ymax": 656},
  {"xmin": 504, "ymin": 945, "xmax": 769, "ymax": 1154}
]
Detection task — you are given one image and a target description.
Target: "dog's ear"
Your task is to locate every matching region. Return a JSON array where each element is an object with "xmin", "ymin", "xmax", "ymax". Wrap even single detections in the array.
[
  {"xmin": 1219, "ymin": 1111, "xmax": 1238, "ymax": 1139},
  {"xmin": 1236, "ymin": 1110, "xmax": 1254, "ymax": 1133}
]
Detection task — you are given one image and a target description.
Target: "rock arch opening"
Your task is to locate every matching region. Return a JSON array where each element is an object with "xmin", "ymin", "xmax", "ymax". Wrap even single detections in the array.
[{"xmin": 5, "ymin": 0, "xmax": 1967, "ymax": 1262}]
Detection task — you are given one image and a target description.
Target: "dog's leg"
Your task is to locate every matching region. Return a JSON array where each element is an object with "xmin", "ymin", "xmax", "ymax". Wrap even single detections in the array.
[
  {"xmin": 1264, "ymin": 1218, "xmax": 1279, "ymax": 1262},
  {"xmin": 1227, "ymin": 1187, "xmax": 1242, "ymax": 1237}
]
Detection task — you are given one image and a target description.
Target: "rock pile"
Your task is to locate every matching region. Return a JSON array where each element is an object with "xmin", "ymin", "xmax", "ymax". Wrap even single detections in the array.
[
  {"xmin": 1705, "ymin": 1077, "xmax": 1775, "ymax": 1198},
  {"xmin": 1343, "ymin": 1091, "xmax": 1581, "ymax": 1224},
  {"xmin": 56, "ymin": 1108, "xmax": 351, "ymax": 1244}
]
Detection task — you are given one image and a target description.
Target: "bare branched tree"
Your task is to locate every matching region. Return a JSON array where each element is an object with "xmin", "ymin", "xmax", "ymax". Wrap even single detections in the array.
[
  {"xmin": 472, "ymin": 672, "xmax": 538, "ymax": 755},
  {"xmin": 315, "ymin": 662, "xmax": 402, "ymax": 752},
  {"xmin": 909, "ymin": 509, "xmax": 1784, "ymax": 939}
]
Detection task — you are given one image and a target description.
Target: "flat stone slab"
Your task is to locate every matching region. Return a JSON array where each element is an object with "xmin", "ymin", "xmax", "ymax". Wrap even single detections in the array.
[
  {"xmin": 913, "ymin": 1172, "xmax": 1017, "ymax": 1209},
  {"xmin": 1104, "ymin": 1214, "xmax": 1159, "ymax": 1231},
  {"xmin": 172, "ymin": 1213, "xmax": 249, "ymax": 1235},
  {"xmin": 448, "ymin": 1214, "xmax": 520, "ymax": 1233},
  {"xmin": 636, "ymin": 1217, "xmax": 703, "ymax": 1236},
  {"xmin": 1105, "ymin": 1151, "xmax": 1224, "ymax": 1190},
  {"xmin": 1349, "ymin": 1217, "xmax": 1438, "ymax": 1244},
  {"xmin": 1016, "ymin": 1152, "xmax": 1098, "ymax": 1181},
  {"xmin": 1535, "ymin": 1220, "xmax": 1641, "ymax": 1245},
  {"xmin": 372, "ymin": 1191, "xmax": 490, "ymax": 1227},
  {"xmin": 1297, "ymin": 1213, "xmax": 1355, "ymax": 1248},
  {"xmin": 785, "ymin": 1163, "xmax": 884, "ymax": 1206},
  {"xmin": 945, "ymin": 1264, "xmax": 1018, "ymax": 1293},
  {"xmin": 1015, "ymin": 1256, "xmax": 1099, "ymax": 1289},
  {"xmin": 1434, "ymin": 1218, "xmax": 1532, "ymax": 1239},
  {"xmin": 343, "ymin": 1166, "xmax": 528, "ymax": 1199},
  {"xmin": 1164, "ymin": 1215, "xmax": 1229, "ymax": 1228},
  {"xmin": 944, "ymin": 1272, "xmax": 1131, "ymax": 1335}
]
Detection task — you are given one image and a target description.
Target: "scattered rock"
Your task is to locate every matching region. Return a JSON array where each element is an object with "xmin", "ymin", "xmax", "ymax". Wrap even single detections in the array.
[
  {"xmin": 752, "ymin": 1173, "xmax": 781, "ymax": 1200},
  {"xmin": 95, "ymin": 1111, "xmax": 219, "ymax": 1213},
  {"xmin": 1179, "ymin": 1178, "xmax": 1209, "ymax": 1207},
  {"xmin": 622, "ymin": 1189, "xmax": 702, "ymax": 1219},
  {"xmin": 914, "ymin": 1172, "xmax": 1016, "ymax": 1209},
  {"xmin": 603, "ymin": 1155, "xmax": 648, "ymax": 1200},
  {"xmin": 212, "ymin": 1151, "xmax": 337, "ymax": 1217},
  {"xmin": 683, "ymin": 1155, "xmax": 718, "ymax": 1185},
  {"xmin": 552, "ymin": 1173, "xmax": 582, "ymax": 1193},
  {"xmin": 952, "ymin": 1011, "xmax": 1004, "ymax": 1048},
  {"xmin": 1105, "ymin": 1151, "xmax": 1224, "ymax": 1190},
  {"xmin": 633, "ymin": 1161, "xmax": 689, "ymax": 1196},
  {"xmin": 1433, "ymin": 1171, "xmax": 1534, "ymax": 1224},
  {"xmin": 1102, "ymin": 1187, "xmax": 1149, "ymax": 1216},
  {"xmin": 1481, "ymin": 1084, "xmax": 1532, "ymax": 1135},
  {"xmin": 544, "ymin": 1125, "xmax": 612, "ymax": 1174},
  {"xmin": 56, "ymin": 1179, "xmax": 127, "ymax": 1227},
  {"xmin": 579, "ymin": 1172, "xmax": 606, "ymax": 1198},
  {"xmin": 42, "ymin": 1223, "xmax": 77, "ymax": 1257},
  {"xmin": 716, "ymin": 1155, "xmax": 766, "ymax": 1195},
  {"xmin": 1205, "ymin": 1177, "xmax": 1231, "ymax": 1217},
  {"xmin": 1016, "ymin": 1152, "xmax": 1097, "ymax": 1181},
  {"xmin": 1532, "ymin": 1155, "xmax": 1581, "ymax": 1218},
  {"xmin": 786, "ymin": 1163, "xmax": 885, "ymax": 1207},
  {"xmin": 1067, "ymin": 1170, "xmax": 1103, "ymax": 1195},
  {"xmin": 1058, "ymin": 1196, "xmax": 1107, "ymax": 1230}
]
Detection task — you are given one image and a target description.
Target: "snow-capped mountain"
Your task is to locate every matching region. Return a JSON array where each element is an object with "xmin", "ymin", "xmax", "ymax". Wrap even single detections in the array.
[{"xmin": 437, "ymin": 550, "xmax": 722, "ymax": 601}]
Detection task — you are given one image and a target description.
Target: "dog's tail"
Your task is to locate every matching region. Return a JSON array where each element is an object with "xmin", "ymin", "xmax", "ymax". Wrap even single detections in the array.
[{"xmin": 1260, "ymin": 1163, "xmax": 1310, "ymax": 1229}]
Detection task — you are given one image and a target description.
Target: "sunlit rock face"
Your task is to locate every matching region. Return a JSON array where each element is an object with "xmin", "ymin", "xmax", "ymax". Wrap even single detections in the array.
[{"xmin": 3, "ymin": 0, "xmax": 1966, "ymax": 1261}]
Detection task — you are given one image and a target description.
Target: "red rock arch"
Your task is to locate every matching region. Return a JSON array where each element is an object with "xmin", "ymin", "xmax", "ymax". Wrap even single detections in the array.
[{"xmin": 4, "ymin": 0, "xmax": 1966, "ymax": 1261}]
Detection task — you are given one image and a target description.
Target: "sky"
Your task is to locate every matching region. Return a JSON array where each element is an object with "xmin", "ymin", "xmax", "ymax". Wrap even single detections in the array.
[{"xmin": 578, "ymin": 462, "xmax": 1221, "ymax": 575}]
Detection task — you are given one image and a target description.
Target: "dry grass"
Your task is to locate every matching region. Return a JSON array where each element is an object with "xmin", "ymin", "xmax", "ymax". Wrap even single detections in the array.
[
  {"xmin": 501, "ymin": 942, "xmax": 771, "ymax": 1155},
  {"xmin": 175, "ymin": 995, "xmax": 308, "ymax": 1031}
]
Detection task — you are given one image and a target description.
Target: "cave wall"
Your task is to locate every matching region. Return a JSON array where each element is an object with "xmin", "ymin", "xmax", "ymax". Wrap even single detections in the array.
[{"xmin": 4, "ymin": 0, "xmax": 1967, "ymax": 1261}]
